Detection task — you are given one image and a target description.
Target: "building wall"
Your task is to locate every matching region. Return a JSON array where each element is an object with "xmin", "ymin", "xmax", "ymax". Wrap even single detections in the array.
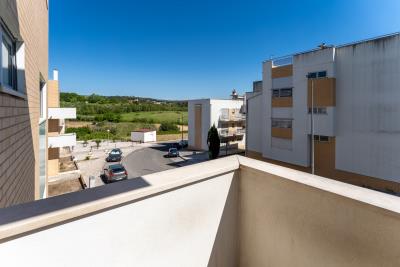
[
  {"xmin": 0, "ymin": 0, "xmax": 48, "ymax": 207},
  {"xmin": 239, "ymin": 163, "xmax": 400, "ymax": 267},
  {"xmin": 47, "ymin": 80, "xmax": 59, "ymax": 108},
  {"xmin": 335, "ymin": 35, "xmax": 400, "ymax": 183},
  {"xmin": 246, "ymin": 93, "xmax": 262, "ymax": 153},
  {"xmin": 188, "ymin": 99, "xmax": 211, "ymax": 150},
  {"xmin": 188, "ymin": 99, "xmax": 244, "ymax": 151},
  {"xmin": 248, "ymin": 35, "xmax": 400, "ymax": 192}
]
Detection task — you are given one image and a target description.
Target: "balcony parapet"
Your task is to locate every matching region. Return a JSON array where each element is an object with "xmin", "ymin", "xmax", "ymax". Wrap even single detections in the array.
[
  {"xmin": 48, "ymin": 107, "xmax": 76, "ymax": 120},
  {"xmin": 48, "ymin": 133, "xmax": 76, "ymax": 148}
]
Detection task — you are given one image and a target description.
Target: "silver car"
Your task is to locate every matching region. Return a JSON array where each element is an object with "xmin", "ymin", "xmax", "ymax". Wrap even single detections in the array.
[{"xmin": 103, "ymin": 164, "xmax": 128, "ymax": 183}]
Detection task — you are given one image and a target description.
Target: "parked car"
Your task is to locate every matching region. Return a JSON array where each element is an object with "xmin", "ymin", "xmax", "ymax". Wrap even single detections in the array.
[
  {"xmin": 106, "ymin": 153, "xmax": 122, "ymax": 162},
  {"xmin": 179, "ymin": 140, "xmax": 188, "ymax": 148},
  {"xmin": 110, "ymin": 148, "xmax": 122, "ymax": 155},
  {"xmin": 167, "ymin": 148, "xmax": 179, "ymax": 158},
  {"xmin": 103, "ymin": 164, "xmax": 128, "ymax": 183}
]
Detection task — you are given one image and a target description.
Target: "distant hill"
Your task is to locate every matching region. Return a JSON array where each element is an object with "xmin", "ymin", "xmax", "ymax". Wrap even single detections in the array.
[
  {"xmin": 60, "ymin": 93, "xmax": 188, "ymax": 121},
  {"xmin": 60, "ymin": 92, "xmax": 187, "ymax": 105}
]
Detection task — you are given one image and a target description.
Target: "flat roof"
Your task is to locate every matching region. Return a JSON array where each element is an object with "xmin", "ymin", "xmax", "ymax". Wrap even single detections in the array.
[
  {"xmin": 265, "ymin": 32, "xmax": 400, "ymax": 63},
  {"xmin": 132, "ymin": 129, "xmax": 156, "ymax": 133}
]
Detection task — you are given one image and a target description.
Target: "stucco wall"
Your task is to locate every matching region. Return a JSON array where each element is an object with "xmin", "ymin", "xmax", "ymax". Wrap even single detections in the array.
[
  {"xmin": 0, "ymin": 170, "xmax": 238, "ymax": 267},
  {"xmin": 188, "ymin": 99, "xmax": 244, "ymax": 151},
  {"xmin": 246, "ymin": 93, "xmax": 262, "ymax": 153},
  {"xmin": 238, "ymin": 161, "xmax": 400, "ymax": 267},
  {"xmin": 335, "ymin": 35, "xmax": 400, "ymax": 182},
  {"xmin": 0, "ymin": 0, "xmax": 48, "ymax": 207}
]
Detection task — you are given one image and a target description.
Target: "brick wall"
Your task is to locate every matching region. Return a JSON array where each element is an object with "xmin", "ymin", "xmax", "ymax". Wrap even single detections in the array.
[{"xmin": 0, "ymin": 0, "xmax": 48, "ymax": 207}]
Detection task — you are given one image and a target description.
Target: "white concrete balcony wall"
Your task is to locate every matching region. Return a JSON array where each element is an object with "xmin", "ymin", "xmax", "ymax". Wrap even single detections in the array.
[
  {"xmin": 0, "ymin": 156, "xmax": 400, "ymax": 267},
  {"xmin": 48, "ymin": 133, "xmax": 76, "ymax": 148},
  {"xmin": 48, "ymin": 107, "xmax": 76, "ymax": 120}
]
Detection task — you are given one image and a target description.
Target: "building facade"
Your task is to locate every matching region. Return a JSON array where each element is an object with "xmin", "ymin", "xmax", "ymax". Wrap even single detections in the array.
[
  {"xmin": 246, "ymin": 33, "xmax": 400, "ymax": 193},
  {"xmin": 0, "ymin": 0, "xmax": 49, "ymax": 207},
  {"xmin": 188, "ymin": 97, "xmax": 245, "ymax": 151},
  {"xmin": 47, "ymin": 70, "xmax": 76, "ymax": 178}
]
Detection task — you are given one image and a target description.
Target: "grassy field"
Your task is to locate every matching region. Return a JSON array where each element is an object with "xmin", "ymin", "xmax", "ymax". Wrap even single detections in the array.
[{"xmin": 120, "ymin": 111, "xmax": 188, "ymax": 124}]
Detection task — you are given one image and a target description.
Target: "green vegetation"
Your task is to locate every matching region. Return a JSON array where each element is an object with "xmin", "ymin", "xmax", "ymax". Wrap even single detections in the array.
[
  {"xmin": 207, "ymin": 124, "xmax": 220, "ymax": 159},
  {"xmin": 120, "ymin": 111, "xmax": 188, "ymax": 124},
  {"xmin": 63, "ymin": 92, "xmax": 188, "ymax": 141},
  {"xmin": 61, "ymin": 93, "xmax": 187, "ymax": 121},
  {"xmin": 66, "ymin": 122, "xmax": 157, "ymax": 141}
]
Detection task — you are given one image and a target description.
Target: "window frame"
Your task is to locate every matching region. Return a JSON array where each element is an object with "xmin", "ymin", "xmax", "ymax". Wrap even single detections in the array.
[
  {"xmin": 1, "ymin": 23, "xmax": 17, "ymax": 90},
  {"xmin": 271, "ymin": 118, "xmax": 293, "ymax": 129},
  {"xmin": 272, "ymin": 88, "xmax": 293, "ymax": 98},
  {"xmin": 307, "ymin": 70, "xmax": 328, "ymax": 79},
  {"xmin": 0, "ymin": 20, "xmax": 26, "ymax": 99}
]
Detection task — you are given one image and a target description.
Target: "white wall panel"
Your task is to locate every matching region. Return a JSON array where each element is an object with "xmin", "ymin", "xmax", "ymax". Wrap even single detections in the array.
[{"xmin": 335, "ymin": 35, "xmax": 400, "ymax": 182}]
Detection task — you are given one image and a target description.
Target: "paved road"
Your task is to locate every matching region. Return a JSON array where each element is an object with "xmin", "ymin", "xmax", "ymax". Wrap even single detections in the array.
[{"xmin": 121, "ymin": 143, "xmax": 184, "ymax": 179}]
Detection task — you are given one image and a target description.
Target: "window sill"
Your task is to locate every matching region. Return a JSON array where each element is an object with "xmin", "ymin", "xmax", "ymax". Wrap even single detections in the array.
[{"xmin": 0, "ymin": 85, "xmax": 27, "ymax": 100}]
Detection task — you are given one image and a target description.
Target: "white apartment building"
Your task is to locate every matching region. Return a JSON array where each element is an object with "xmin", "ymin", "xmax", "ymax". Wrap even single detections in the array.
[
  {"xmin": 188, "ymin": 92, "xmax": 245, "ymax": 151},
  {"xmin": 246, "ymin": 33, "xmax": 400, "ymax": 193}
]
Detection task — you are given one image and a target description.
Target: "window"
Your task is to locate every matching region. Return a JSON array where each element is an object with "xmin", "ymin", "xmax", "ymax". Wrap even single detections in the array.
[
  {"xmin": 307, "ymin": 71, "xmax": 327, "ymax": 79},
  {"xmin": 280, "ymin": 88, "xmax": 292, "ymax": 97},
  {"xmin": 313, "ymin": 135, "xmax": 330, "ymax": 142},
  {"xmin": 271, "ymin": 118, "xmax": 292, "ymax": 128},
  {"xmin": 308, "ymin": 107, "xmax": 327, "ymax": 114},
  {"xmin": 1, "ymin": 25, "xmax": 17, "ymax": 90},
  {"xmin": 272, "ymin": 88, "xmax": 292, "ymax": 98}
]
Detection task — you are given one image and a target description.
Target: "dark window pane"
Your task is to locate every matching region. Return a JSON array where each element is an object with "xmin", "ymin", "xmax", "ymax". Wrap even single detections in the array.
[
  {"xmin": 308, "ymin": 72, "xmax": 317, "ymax": 79},
  {"xmin": 318, "ymin": 71, "xmax": 327, "ymax": 78},
  {"xmin": 272, "ymin": 89, "xmax": 279, "ymax": 97},
  {"xmin": 280, "ymin": 88, "xmax": 292, "ymax": 97},
  {"xmin": 319, "ymin": 136, "xmax": 329, "ymax": 142}
]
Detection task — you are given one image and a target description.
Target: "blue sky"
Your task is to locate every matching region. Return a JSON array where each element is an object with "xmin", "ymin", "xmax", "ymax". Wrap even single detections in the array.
[{"xmin": 50, "ymin": 0, "xmax": 400, "ymax": 100}]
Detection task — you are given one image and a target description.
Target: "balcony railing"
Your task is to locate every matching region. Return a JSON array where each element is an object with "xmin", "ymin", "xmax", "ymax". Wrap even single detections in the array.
[
  {"xmin": 219, "ymin": 113, "xmax": 246, "ymax": 122},
  {"xmin": 48, "ymin": 133, "xmax": 76, "ymax": 148},
  {"xmin": 0, "ymin": 156, "xmax": 399, "ymax": 266},
  {"xmin": 48, "ymin": 107, "xmax": 76, "ymax": 120}
]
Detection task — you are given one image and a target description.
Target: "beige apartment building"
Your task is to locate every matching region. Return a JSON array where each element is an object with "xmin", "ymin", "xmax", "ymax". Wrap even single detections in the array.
[
  {"xmin": 246, "ymin": 33, "xmax": 400, "ymax": 194},
  {"xmin": 0, "ymin": 0, "xmax": 49, "ymax": 207},
  {"xmin": 47, "ymin": 70, "xmax": 76, "ymax": 178}
]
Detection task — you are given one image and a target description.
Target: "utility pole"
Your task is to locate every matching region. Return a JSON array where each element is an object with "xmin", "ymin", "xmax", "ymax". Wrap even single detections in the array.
[
  {"xmin": 181, "ymin": 112, "xmax": 184, "ymax": 141},
  {"xmin": 310, "ymin": 76, "xmax": 315, "ymax": 175}
]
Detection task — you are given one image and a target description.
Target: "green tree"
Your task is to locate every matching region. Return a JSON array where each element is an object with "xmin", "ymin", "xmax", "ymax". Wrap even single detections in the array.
[
  {"xmin": 95, "ymin": 139, "xmax": 102, "ymax": 149},
  {"xmin": 207, "ymin": 124, "xmax": 220, "ymax": 159}
]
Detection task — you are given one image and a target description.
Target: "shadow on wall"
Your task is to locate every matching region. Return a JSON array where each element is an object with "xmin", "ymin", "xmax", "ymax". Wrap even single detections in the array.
[
  {"xmin": 0, "ymin": 177, "xmax": 151, "ymax": 231},
  {"xmin": 0, "ymin": 0, "xmax": 36, "ymax": 208}
]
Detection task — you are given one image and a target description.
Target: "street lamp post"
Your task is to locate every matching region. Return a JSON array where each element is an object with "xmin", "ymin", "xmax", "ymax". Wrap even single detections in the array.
[{"xmin": 107, "ymin": 129, "xmax": 110, "ymax": 144}]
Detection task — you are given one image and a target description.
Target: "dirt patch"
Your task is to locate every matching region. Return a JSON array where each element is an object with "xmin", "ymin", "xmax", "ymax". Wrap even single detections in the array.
[
  {"xmin": 157, "ymin": 133, "xmax": 188, "ymax": 142},
  {"xmin": 66, "ymin": 120, "xmax": 92, "ymax": 128},
  {"xmin": 48, "ymin": 178, "xmax": 85, "ymax": 197}
]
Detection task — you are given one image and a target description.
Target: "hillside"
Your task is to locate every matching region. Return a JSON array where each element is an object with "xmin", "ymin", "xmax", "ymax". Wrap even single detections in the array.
[{"xmin": 61, "ymin": 93, "xmax": 188, "ymax": 121}]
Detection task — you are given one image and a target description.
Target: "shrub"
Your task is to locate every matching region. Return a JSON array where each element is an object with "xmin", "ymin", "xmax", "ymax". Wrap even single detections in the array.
[
  {"xmin": 159, "ymin": 122, "xmax": 179, "ymax": 132},
  {"xmin": 207, "ymin": 124, "xmax": 220, "ymax": 159}
]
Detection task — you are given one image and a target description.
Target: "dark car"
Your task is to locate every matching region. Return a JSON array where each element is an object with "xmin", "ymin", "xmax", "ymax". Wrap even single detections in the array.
[
  {"xmin": 110, "ymin": 148, "xmax": 122, "ymax": 155},
  {"xmin": 103, "ymin": 164, "xmax": 128, "ymax": 183},
  {"xmin": 106, "ymin": 153, "xmax": 122, "ymax": 162},
  {"xmin": 167, "ymin": 148, "xmax": 179, "ymax": 158},
  {"xmin": 179, "ymin": 140, "xmax": 188, "ymax": 148}
]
